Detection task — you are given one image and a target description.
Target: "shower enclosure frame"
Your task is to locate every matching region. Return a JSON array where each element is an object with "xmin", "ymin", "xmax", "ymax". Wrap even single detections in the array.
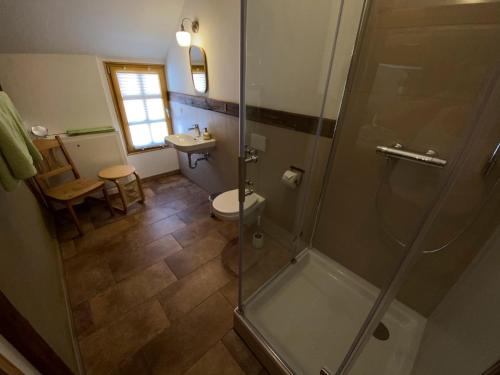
[{"xmin": 235, "ymin": 0, "xmax": 497, "ymax": 373}]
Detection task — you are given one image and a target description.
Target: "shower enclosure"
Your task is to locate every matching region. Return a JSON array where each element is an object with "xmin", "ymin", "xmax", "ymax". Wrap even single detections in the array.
[{"xmin": 235, "ymin": 0, "xmax": 500, "ymax": 374}]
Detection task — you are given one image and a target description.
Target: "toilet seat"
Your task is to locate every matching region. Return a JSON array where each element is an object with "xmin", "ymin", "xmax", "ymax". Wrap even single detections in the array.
[{"xmin": 212, "ymin": 189, "xmax": 258, "ymax": 220}]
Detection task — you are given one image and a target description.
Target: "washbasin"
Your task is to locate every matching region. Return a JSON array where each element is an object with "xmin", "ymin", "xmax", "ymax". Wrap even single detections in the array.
[{"xmin": 165, "ymin": 133, "xmax": 216, "ymax": 153}]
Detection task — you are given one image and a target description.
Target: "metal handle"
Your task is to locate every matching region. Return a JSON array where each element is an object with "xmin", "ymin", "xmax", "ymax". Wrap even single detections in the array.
[
  {"xmin": 483, "ymin": 142, "xmax": 500, "ymax": 176},
  {"xmin": 244, "ymin": 146, "xmax": 259, "ymax": 163},
  {"xmin": 376, "ymin": 144, "xmax": 447, "ymax": 168}
]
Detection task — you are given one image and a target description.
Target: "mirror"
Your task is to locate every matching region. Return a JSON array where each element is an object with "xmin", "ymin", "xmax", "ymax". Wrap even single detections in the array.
[
  {"xmin": 189, "ymin": 46, "xmax": 208, "ymax": 93},
  {"xmin": 31, "ymin": 125, "xmax": 48, "ymax": 138}
]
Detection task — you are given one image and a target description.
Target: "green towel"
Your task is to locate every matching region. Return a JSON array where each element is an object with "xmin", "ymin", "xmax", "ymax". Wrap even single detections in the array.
[
  {"xmin": 66, "ymin": 126, "xmax": 115, "ymax": 136},
  {"xmin": 0, "ymin": 92, "xmax": 42, "ymax": 192}
]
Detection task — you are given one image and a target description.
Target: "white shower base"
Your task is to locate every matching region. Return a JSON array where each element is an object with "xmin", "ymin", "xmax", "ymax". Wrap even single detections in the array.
[{"xmin": 244, "ymin": 248, "xmax": 426, "ymax": 375}]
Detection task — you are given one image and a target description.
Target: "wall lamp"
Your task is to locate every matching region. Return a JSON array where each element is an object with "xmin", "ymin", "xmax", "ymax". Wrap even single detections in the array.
[{"xmin": 176, "ymin": 18, "xmax": 199, "ymax": 47}]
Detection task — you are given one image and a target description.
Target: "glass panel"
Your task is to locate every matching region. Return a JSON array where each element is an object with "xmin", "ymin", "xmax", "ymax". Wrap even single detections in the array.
[
  {"xmin": 123, "ymin": 99, "xmax": 146, "ymax": 123},
  {"xmin": 239, "ymin": 0, "xmax": 500, "ymax": 375},
  {"xmin": 142, "ymin": 73, "xmax": 161, "ymax": 95},
  {"xmin": 117, "ymin": 73, "xmax": 141, "ymax": 96},
  {"xmin": 240, "ymin": 0, "xmax": 374, "ymax": 373},
  {"xmin": 240, "ymin": 0, "xmax": 349, "ymax": 305},
  {"xmin": 349, "ymin": 1, "xmax": 500, "ymax": 372},
  {"xmin": 145, "ymin": 98, "xmax": 165, "ymax": 121},
  {"xmin": 150, "ymin": 121, "xmax": 168, "ymax": 144},
  {"xmin": 129, "ymin": 123, "xmax": 152, "ymax": 147}
]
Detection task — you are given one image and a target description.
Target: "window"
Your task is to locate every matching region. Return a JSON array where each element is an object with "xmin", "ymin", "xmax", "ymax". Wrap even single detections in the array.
[{"xmin": 106, "ymin": 63, "xmax": 173, "ymax": 153}]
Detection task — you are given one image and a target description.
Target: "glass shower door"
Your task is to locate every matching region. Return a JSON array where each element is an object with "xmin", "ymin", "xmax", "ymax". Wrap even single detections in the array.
[
  {"xmin": 238, "ymin": 0, "xmax": 500, "ymax": 374},
  {"xmin": 334, "ymin": 1, "xmax": 500, "ymax": 374},
  {"xmin": 237, "ymin": 0, "xmax": 364, "ymax": 306}
]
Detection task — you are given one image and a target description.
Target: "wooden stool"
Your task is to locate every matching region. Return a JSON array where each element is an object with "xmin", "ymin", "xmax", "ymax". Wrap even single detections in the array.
[{"xmin": 98, "ymin": 165, "xmax": 145, "ymax": 213}]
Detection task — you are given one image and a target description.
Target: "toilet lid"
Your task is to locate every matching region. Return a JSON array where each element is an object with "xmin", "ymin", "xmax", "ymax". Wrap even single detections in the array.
[{"xmin": 212, "ymin": 189, "xmax": 258, "ymax": 215}]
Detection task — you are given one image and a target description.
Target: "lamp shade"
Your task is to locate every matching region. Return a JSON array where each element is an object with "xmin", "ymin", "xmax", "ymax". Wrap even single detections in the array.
[{"xmin": 176, "ymin": 31, "xmax": 191, "ymax": 47}]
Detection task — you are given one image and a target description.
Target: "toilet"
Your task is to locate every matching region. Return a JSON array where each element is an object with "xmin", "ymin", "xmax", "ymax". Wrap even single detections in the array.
[{"xmin": 211, "ymin": 188, "xmax": 265, "ymax": 222}]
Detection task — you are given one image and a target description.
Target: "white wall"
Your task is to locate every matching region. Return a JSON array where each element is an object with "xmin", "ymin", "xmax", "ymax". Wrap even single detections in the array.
[
  {"xmin": 167, "ymin": 0, "xmax": 240, "ymax": 102},
  {"xmin": 0, "ymin": 0, "xmax": 184, "ymax": 60},
  {"xmin": 412, "ymin": 227, "xmax": 500, "ymax": 375},
  {"xmin": 0, "ymin": 184, "xmax": 79, "ymax": 373},
  {"xmin": 0, "ymin": 54, "xmax": 112, "ymax": 133},
  {"xmin": 0, "ymin": 53, "xmax": 179, "ymax": 178},
  {"xmin": 245, "ymin": 0, "xmax": 363, "ymax": 118},
  {"xmin": 166, "ymin": 0, "xmax": 362, "ymax": 118}
]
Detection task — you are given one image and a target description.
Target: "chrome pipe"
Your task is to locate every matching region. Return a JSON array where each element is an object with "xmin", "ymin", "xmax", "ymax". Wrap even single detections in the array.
[
  {"xmin": 376, "ymin": 144, "xmax": 447, "ymax": 168},
  {"xmin": 237, "ymin": 0, "xmax": 248, "ymax": 314}
]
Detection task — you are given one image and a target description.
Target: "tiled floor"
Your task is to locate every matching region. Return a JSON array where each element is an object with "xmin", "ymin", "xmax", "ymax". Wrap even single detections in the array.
[{"xmin": 56, "ymin": 174, "xmax": 271, "ymax": 375}]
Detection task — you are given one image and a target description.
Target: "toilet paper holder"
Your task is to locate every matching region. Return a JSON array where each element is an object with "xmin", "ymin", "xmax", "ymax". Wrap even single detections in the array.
[{"xmin": 281, "ymin": 165, "xmax": 305, "ymax": 189}]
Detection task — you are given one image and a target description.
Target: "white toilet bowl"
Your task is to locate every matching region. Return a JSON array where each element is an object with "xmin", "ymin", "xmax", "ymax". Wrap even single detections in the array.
[{"xmin": 212, "ymin": 188, "xmax": 265, "ymax": 222}]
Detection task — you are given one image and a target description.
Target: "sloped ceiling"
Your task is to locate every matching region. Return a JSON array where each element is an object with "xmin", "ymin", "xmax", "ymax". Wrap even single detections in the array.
[{"xmin": 0, "ymin": 0, "xmax": 185, "ymax": 60}]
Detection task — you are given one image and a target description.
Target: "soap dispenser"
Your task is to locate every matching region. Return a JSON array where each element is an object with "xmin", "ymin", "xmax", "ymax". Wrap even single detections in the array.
[{"xmin": 203, "ymin": 127, "xmax": 212, "ymax": 140}]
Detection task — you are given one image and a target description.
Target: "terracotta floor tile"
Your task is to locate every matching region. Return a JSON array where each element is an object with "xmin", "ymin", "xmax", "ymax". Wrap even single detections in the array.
[
  {"xmin": 79, "ymin": 299, "xmax": 168, "ymax": 375},
  {"xmin": 165, "ymin": 231, "xmax": 229, "ymax": 278},
  {"xmin": 219, "ymin": 279, "xmax": 239, "ymax": 308},
  {"xmin": 60, "ymin": 240, "xmax": 77, "ymax": 260},
  {"xmin": 132, "ymin": 205, "xmax": 178, "ymax": 226},
  {"xmin": 185, "ymin": 341, "xmax": 245, "ymax": 375},
  {"xmin": 143, "ymin": 187, "xmax": 156, "ymax": 199},
  {"xmin": 240, "ymin": 248, "xmax": 289, "ymax": 301},
  {"xmin": 142, "ymin": 292, "xmax": 233, "ymax": 375},
  {"xmin": 57, "ymin": 174, "xmax": 273, "ymax": 375},
  {"xmin": 221, "ymin": 237, "xmax": 240, "ymax": 275},
  {"xmin": 172, "ymin": 216, "xmax": 225, "ymax": 247},
  {"xmin": 158, "ymin": 257, "xmax": 234, "ymax": 321},
  {"xmin": 108, "ymin": 234, "xmax": 182, "ymax": 281},
  {"xmin": 57, "ymin": 217, "xmax": 95, "ymax": 241},
  {"xmin": 89, "ymin": 262, "xmax": 177, "ymax": 327},
  {"xmin": 155, "ymin": 175, "xmax": 192, "ymax": 190},
  {"xmin": 64, "ymin": 256, "xmax": 115, "ymax": 306},
  {"xmin": 171, "ymin": 222, "xmax": 199, "ymax": 247},
  {"xmin": 156, "ymin": 199, "xmax": 191, "ymax": 219},
  {"xmin": 72, "ymin": 301, "xmax": 96, "ymax": 339},
  {"xmin": 219, "ymin": 222, "xmax": 239, "ymax": 241},
  {"xmin": 126, "ymin": 215, "xmax": 186, "ymax": 247},
  {"xmin": 113, "ymin": 351, "xmax": 151, "ymax": 375},
  {"xmin": 73, "ymin": 216, "xmax": 137, "ymax": 254},
  {"xmin": 176, "ymin": 201, "xmax": 211, "ymax": 224},
  {"xmin": 149, "ymin": 187, "xmax": 190, "ymax": 206},
  {"xmin": 222, "ymin": 330, "xmax": 264, "ymax": 375}
]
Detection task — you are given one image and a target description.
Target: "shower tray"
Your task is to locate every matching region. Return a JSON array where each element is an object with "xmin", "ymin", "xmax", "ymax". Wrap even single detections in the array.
[{"xmin": 238, "ymin": 248, "xmax": 426, "ymax": 375}]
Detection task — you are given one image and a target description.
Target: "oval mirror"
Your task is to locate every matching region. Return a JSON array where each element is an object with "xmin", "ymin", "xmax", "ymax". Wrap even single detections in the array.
[{"xmin": 189, "ymin": 46, "xmax": 208, "ymax": 94}]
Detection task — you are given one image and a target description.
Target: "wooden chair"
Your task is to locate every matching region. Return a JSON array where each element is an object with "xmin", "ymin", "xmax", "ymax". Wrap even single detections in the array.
[{"xmin": 32, "ymin": 135, "xmax": 113, "ymax": 236}]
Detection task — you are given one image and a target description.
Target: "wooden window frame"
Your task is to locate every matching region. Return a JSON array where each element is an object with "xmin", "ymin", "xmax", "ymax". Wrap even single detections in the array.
[{"xmin": 105, "ymin": 62, "xmax": 174, "ymax": 155}]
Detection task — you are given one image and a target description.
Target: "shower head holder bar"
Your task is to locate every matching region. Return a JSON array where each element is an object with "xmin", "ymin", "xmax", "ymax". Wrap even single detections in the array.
[{"xmin": 376, "ymin": 143, "xmax": 447, "ymax": 168}]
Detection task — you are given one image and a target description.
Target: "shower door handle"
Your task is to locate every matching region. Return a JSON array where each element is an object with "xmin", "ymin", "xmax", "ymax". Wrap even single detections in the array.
[
  {"xmin": 483, "ymin": 142, "xmax": 500, "ymax": 176},
  {"xmin": 376, "ymin": 144, "xmax": 447, "ymax": 168}
]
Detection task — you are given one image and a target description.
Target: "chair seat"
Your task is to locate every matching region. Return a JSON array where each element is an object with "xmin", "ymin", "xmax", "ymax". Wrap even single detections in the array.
[{"xmin": 46, "ymin": 178, "xmax": 104, "ymax": 201}]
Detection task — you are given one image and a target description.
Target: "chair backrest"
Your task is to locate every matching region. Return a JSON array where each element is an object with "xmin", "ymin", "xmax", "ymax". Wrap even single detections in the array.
[{"xmin": 32, "ymin": 135, "xmax": 80, "ymax": 192}]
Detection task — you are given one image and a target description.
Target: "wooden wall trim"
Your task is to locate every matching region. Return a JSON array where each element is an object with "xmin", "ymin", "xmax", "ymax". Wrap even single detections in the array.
[
  {"xmin": 0, "ymin": 291, "xmax": 73, "ymax": 375},
  {"xmin": 168, "ymin": 91, "xmax": 335, "ymax": 138}
]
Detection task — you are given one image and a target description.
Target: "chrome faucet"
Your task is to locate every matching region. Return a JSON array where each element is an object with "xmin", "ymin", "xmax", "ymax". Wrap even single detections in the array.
[{"xmin": 188, "ymin": 124, "xmax": 201, "ymax": 137}]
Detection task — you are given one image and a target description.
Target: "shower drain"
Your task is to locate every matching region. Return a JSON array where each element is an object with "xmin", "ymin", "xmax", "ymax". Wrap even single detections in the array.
[{"xmin": 373, "ymin": 322, "xmax": 390, "ymax": 341}]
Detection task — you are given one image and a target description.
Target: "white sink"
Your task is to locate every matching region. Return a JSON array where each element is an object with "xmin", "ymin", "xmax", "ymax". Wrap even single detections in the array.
[{"xmin": 165, "ymin": 133, "xmax": 216, "ymax": 153}]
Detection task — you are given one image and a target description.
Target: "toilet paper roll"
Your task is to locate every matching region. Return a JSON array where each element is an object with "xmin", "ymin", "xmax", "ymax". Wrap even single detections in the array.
[{"xmin": 281, "ymin": 169, "xmax": 299, "ymax": 189}]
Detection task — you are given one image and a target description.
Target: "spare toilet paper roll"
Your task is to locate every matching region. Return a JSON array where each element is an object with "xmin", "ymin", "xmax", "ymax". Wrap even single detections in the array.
[{"xmin": 281, "ymin": 169, "xmax": 299, "ymax": 189}]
